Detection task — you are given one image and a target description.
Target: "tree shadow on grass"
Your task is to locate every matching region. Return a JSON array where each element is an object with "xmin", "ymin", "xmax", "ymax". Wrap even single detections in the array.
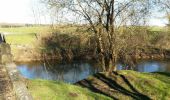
[
  {"xmin": 77, "ymin": 72, "xmax": 151, "ymax": 100},
  {"xmin": 153, "ymin": 72, "xmax": 170, "ymax": 77},
  {"xmin": 77, "ymin": 79, "xmax": 118, "ymax": 100},
  {"xmin": 112, "ymin": 72, "xmax": 151, "ymax": 100},
  {"xmin": 151, "ymin": 72, "xmax": 170, "ymax": 84}
]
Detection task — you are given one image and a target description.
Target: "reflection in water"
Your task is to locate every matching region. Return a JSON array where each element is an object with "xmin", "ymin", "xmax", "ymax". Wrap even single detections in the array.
[
  {"xmin": 17, "ymin": 61, "xmax": 101, "ymax": 83},
  {"xmin": 17, "ymin": 60, "xmax": 170, "ymax": 83},
  {"xmin": 117, "ymin": 60, "xmax": 170, "ymax": 72}
]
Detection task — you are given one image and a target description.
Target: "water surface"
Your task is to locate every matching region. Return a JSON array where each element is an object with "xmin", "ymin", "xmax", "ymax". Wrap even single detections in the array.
[
  {"xmin": 16, "ymin": 60, "xmax": 170, "ymax": 83},
  {"xmin": 17, "ymin": 61, "xmax": 101, "ymax": 83}
]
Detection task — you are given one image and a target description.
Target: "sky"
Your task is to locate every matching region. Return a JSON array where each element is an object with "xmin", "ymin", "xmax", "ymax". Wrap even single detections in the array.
[
  {"xmin": 0, "ymin": 0, "xmax": 34, "ymax": 23},
  {"xmin": 0, "ymin": 0, "xmax": 168, "ymax": 26},
  {"xmin": 0, "ymin": 0, "xmax": 50, "ymax": 24}
]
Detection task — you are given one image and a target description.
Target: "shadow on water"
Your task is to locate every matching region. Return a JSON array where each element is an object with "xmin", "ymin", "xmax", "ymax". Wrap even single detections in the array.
[{"xmin": 77, "ymin": 72, "xmax": 151, "ymax": 100}]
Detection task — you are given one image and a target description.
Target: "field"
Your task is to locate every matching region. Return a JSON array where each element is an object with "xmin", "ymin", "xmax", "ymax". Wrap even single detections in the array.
[
  {"xmin": 0, "ymin": 26, "xmax": 82, "ymax": 45},
  {"xmin": 0, "ymin": 26, "xmax": 49, "ymax": 45},
  {"xmin": 0, "ymin": 26, "xmax": 166, "ymax": 46},
  {"xmin": 147, "ymin": 26, "xmax": 166, "ymax": 32}
]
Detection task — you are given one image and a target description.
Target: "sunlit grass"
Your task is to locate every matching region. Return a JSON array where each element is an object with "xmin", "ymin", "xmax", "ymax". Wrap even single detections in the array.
[
  {"xmin": 148, "ymin": 26, "xmax": 166, "ymax": 32},
  {"xmin": 0, "ymin": 25, "xmax": 166, "ymax": 45},
  {"xmin": 0, "ymin": 26, "xmax": 49, "ymax": 45},
  {"xmin": 28, "ymin": 79, "xmax": 111, "ymax": 100},
  {"xmin": 28, "ymin": 71, "xmax": 170, "ymax": 100},
  {"xmin": 0, "ymin": 26, "xmax": 48, "ymax": 34},
  {"xmin": 81, "ymin": 70, "xmax": 170, "ymax": 99},
  {"xmin": 120, "ymin": 71, "xmax": 170, "ymax": 99},
  {"xmin": 5, "ymin": 33, "xmax": 35, "ymax": 45}
]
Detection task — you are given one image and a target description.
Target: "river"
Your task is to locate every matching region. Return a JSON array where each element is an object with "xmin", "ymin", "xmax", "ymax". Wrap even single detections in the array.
[{"xmin": 16, "ymin": 60, "xmax": 170, "ymax": 83}]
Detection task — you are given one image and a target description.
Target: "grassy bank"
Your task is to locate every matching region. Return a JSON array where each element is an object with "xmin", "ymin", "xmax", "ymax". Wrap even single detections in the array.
[
  {"xmin": 76, "ymin": 70, "xmax": 170, "ymax": 100},
  {"xmin": 27, "ymin": 71, "xmax": 170, "ymax": 100},
  {"xmin": 27, "ymin": 79, "xmax": 111, "ymax": 100}
]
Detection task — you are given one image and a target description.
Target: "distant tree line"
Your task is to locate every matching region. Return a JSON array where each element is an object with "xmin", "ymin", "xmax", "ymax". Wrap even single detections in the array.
[{"xmin": 0, "ymin": 23, "xmax": 50, "ymax": 28}]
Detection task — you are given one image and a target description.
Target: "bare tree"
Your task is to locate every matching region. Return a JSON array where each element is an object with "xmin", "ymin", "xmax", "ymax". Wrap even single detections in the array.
[
  {"xmin": 152, "ymin": 0, "xmax": 170, "ymax": 26},
  {"xmin": 43, "ymin": 0, "xmax": 151, "ymax": 72}
]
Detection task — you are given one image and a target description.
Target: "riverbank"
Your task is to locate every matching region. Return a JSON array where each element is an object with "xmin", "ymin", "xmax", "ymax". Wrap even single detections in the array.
[
  {"xmin": 27, "ymin": 70, "xmax": 170, "ymax": 100},
  {"xmin": 76, "ymin": 70, "xmax": 170, "ymax": 100},
  {"xmin": 1, "ymin": 25, "xmax": 170, "ymax": 63},
  {"xmin": 11, "ymin": 45, "xmax": 170, "ymax": 63},
  {"xmin": 27, "ymin": 79, "xmax": 112, "ymax": 100}
]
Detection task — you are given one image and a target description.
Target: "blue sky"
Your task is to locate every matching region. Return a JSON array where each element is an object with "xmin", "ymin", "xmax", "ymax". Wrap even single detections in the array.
[{"xmin": 0, "ymin": 0, "xmax": 168, "ymax": 26}]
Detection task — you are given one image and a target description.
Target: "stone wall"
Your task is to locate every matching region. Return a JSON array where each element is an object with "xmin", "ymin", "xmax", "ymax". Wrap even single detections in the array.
[
  {"xmin": 0, "ymin": 43, "xmax": 33, "ymax": 100},
  {"xmin": 6, "ymin": 63, "xmax": 33, "ymax": 100}
]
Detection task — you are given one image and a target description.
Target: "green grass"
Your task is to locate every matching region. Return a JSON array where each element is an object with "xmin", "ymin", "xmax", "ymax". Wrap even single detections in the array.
[
  {"xmin": 119, "ymin": 71, "xmax": 170, "ymax": 99},
  {"xmin": 5, "ymin": 33, "xmax": 36, "ymax": 45},
  {"xmin": 148, "ymin": 26, "xmax": 166, "ymax": 32},
  {"xmin": 76, "ymin": 70, "xmax": 170, "ymax": 100},
  {"xmin": 0, "ymin": 26, "xmax": 166, "ymax": 45},
  {"xmin": 0, "ymin": 26, "xmax": 48, "ymax": 34},
  {"xmin": 27, "ymin": 79, "xmax": 112, "ymax": 100},
  {"xmin": 27, "ymin": 71, "xmax": 170, "ymax": 100},
  {"xmin": 0, "ymin": 26, "xmax": 50, "ymax": 45}
]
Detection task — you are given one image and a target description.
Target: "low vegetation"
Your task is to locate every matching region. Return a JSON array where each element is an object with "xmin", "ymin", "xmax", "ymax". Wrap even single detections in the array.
[{"xmin": 0, "ymin": 26, "xmax": 170, "ymax": 63}]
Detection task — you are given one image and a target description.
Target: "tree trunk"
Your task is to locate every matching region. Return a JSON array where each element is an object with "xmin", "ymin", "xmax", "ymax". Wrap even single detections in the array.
[
  {"xmin": 101, "ymin": 53, "xmax": 106, "ymax": 72},
  {"xmin": 97, "ymin": 23, "xmax": 106, "ymax": 72}
]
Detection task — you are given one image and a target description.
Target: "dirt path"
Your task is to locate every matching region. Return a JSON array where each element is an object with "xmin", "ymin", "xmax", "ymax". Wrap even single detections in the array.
[{"xmin": 0, "ymin": 65, "xmax": 15, "ymax": 100}]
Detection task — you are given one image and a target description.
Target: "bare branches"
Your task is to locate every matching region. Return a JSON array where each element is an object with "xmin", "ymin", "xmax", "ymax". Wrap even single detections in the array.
[{"xmin": 44, "ymin": 0, "xmax": 153, "ymax": 71}]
